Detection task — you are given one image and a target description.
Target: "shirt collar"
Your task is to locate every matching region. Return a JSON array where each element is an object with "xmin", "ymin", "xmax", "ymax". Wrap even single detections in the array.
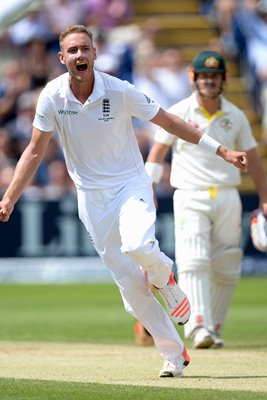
[
  {"xmin": 60, "ymin": 69, "xmax": 106, "ymax": 104},
  {"xmin": 192, "ymin": 90, "xmax": 231, "ymax": 114}
]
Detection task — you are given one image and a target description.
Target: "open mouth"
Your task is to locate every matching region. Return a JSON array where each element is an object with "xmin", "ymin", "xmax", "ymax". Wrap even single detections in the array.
[{"xmin": 76, "ymin": 63, "xmax": 88, "ymax": 71}]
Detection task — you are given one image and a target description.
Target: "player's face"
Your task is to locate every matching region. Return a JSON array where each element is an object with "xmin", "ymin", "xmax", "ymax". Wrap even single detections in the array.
[
  {"xmin": 58, "ymin": 32, "xmax": 96, "ymax": 83},
  {"xmin": 196, "ymin": 72, "xmax": 224, "ymax": 98}
]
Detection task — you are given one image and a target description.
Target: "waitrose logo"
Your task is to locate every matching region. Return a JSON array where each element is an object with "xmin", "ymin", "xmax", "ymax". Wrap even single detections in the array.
[{"xmin": 58, "ymin": 109, "xmax": 78, "ymax": 115}]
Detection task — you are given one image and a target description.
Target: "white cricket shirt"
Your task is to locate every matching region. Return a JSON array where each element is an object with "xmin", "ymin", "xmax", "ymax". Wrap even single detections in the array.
[
  {"xmin": 154, "ymin": 92, "xmax": 257, "ymax": 190},
  {"xmin": 33, "ymin": 70, "xmax": 159, "ymax": 189}
]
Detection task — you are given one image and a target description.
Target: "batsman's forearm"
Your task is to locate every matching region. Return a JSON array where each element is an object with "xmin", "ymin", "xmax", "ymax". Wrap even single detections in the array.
[{"xmin": 3, "ymin": 148, "xmax": 43, "ymax": 205}]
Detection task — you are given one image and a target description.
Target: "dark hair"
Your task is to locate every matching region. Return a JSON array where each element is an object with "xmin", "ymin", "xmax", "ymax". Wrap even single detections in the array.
[{"xmin": 59, "ymin": 25, "xmax": 94, "ymax": 49}]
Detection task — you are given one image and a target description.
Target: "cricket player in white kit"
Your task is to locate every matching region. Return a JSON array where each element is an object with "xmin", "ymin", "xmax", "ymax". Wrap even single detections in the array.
[
  {"xmin": 0, "ymin": 27, "xmax": 248, "ymax": 377},
  {"xmin": 143, "ymin": 50, "xmax": 267, "ymax": 349}
]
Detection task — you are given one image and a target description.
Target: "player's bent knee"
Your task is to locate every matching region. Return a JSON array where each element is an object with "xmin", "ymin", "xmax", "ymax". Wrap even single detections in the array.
[
  {"xmin": 124, "ymin": 240, "xmax": 160, "ymax": 266},
  {"xmin": 123, "ymin": 241, "xmax": 173, "ymax": 288}
]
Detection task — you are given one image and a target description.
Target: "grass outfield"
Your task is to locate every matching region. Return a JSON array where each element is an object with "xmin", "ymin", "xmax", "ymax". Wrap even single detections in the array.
[{"xmin": 0, "ymin": 276, "xmax": 266, "ymax": 399}]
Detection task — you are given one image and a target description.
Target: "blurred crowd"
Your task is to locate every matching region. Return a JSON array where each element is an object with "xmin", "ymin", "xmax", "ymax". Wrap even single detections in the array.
[
  {"xmin": 0, "ymin": 0, "xmax": 266, "ymax": 201},
  {"xmin": 201, "ymin": 0, "xmax": 267, "ymax": 143}
]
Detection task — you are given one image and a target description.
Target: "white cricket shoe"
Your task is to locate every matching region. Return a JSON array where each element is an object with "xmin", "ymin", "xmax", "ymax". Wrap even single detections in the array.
[
  {"xmin": 159, "ymin": 346, "xmax": 190, "ymax": 378},
  {"xmin": 192, "ymin": 327, "xmax": 214, "ymax": 349},
  {"xmin": 156, "ymin": 272, "xmax": 191, "ymax": 325}
]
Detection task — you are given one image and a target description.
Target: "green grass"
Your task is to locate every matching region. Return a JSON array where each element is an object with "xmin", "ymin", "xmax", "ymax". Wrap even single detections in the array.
[
  {"xmin": 222, "ymin": 277, "xmax": 267, "ymax": 348},
  {"xmin": 0, "ymin": 277, "xmax": 266, "ymax": 347},
  {"xmin": 0, "ymin": 276, "xmax": 266, "ymax": 399},
  {"xmin": 0, "ymin": 283, "xmax": 133, "ymax": 343},
  {"xmin": 0, "ymin": 379, "xmax": 266, "ymax": 400}
]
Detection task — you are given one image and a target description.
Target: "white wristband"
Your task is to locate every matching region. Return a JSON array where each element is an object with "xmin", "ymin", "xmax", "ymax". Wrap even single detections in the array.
[
  {"xmin": 198, "ymin": 133, "xmax": 221, "ymax": 154},
  {"xmin": 145, "ymin": 162, "xmax": 164, "ymax": 184}
]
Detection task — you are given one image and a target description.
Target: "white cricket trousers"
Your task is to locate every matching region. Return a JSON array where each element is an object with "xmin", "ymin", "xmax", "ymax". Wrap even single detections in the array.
[
  {"xmin": 173, "ymin": 187, "xmax": 242, "ymax": 337},
  {"xmin": 77, "ymin": 172, "xmax": 184, "ymax": 359}
]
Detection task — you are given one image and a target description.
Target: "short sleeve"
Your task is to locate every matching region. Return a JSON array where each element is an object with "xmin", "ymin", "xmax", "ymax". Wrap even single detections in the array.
[
  {"xmin": 153, "ymin": 103, "xmax": 181, "ymax": 145},
  {"xmin": 236, "ymin": 111, "xmax": 257, "ymax": 151},
  {"xmin": 124, "ymin": 82, "xmax": 160, "ymax": 121},
  {"xmin": 33, "ymin": 87, "xmax": 56, "ymax": 132}
]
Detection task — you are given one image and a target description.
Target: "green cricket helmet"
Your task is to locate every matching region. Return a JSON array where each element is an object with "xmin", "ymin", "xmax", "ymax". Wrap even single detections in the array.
[{"xmin": 191, "ymin": 50, "xmax": 227, "ymax": 80}]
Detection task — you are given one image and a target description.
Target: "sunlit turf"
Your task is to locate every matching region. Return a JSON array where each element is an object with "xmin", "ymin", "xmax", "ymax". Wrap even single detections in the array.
[
  {"xmin": 0, "ymin": 282, "xmax": 133, "ymax": 343},
  {"xmin": 0, "ymin": 277, "xmax": 266, "ymax": 347},
  {"xmin": 0, "ymin": 276, "xmax": 266, "ymax": 399},
  {"xmin": 0, "ymin": 379, "xmax": 266, "ymax": 400}
]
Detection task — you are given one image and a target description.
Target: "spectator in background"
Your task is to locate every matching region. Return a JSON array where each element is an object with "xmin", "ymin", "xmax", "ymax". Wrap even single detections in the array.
[
  {"xmin": 214, "ymin": 0, "xmax": 240, "ymax": 57},
  {"xmin": 228, "ymin": 0, "xmax": 259, "ymax": 62},
  {"xmin": 43, "ymin": 159, "xmax": 76, "ymax": 200},
  {"xmin": 0, "ymin": 59, "xmax": 32, "ymax": 126},
  {"xmin": 132, "ymin": 50, "xmax": 170, "ymax": 172},
  {"xmin": 84, "ymin": 0, "xmax": 133, "ymax": 29},
  {"xmin": 199, "ymin": 0, "xmax": 216, "ymax": 15},
  {"xmin": 0, "ymin": 160, "xmax": 16, "ymax": 196},
  {"xmin": 154, "ymin": 48, "xmax": 192, "ymax": 107},
  {"xmin": 6, "ymin": 90, "xmax": 37, "ymax": 158},
  {"xmin": 133, "ymin": 51, "xmax": 171, "ymax": 110},
  {"xmin": 0, "ymin": 128, "xmax": 14, "ymax": 162},
  {"xmin": 45, "ymin": 64, "xmax": 67, "ymax": 82},
  {"xmin": 35, "ymin": 137, "xmax": 64, "ymax": 188},
  {"xmin": 92, "ymin": 22, "xmax": 139, "ymax": 82},
  {"xmin": 93, "ymin": 28, "xmax": 123, "ymax": 76},
  {"xmin": 245, "ymin": 0, "xmax": 267, "ymax": 143},
  {"xmin": 43, "ymin": 0, "xmax": 87, "ymax": 51},
  {"xmin": 7, "ymin": 2, "xmax": 52, "ymax": 48},
  {"xmin": 226, "ymin": 0, "xmax": 267, "ymax": 142},
  {"xmin": 107, "ymin": 25, "xmax": 137, "ymax": 82},
  {"xmin": 204, "ymin": 1, "xmax": 267, "ymax": 143},
  {"xmin": 22, "ymin": 38, "xmax": 56, "ymax": 89}
]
